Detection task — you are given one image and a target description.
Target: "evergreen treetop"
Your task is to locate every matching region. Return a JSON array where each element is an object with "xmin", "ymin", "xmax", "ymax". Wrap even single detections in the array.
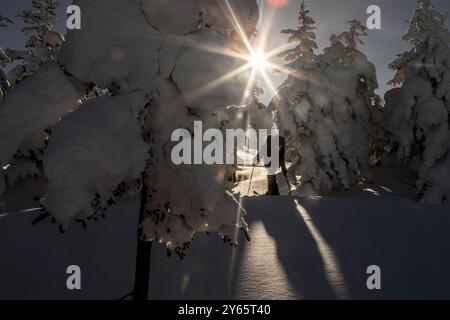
[
  {"xmin": 388, "ymin": 0, "xmax": 450, "ymax": 85},
  {"xmin": 277, "ymin": 1, "xmax": 318, "ymax": 63},
  {"xmin": 17, "ymin": 0, "xmax": 61, "ymax": 50}
]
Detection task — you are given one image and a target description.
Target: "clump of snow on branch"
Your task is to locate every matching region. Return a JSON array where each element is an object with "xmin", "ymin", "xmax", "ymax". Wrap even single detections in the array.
[
  {"xmin": 59, "ymin": 0, "xmax": 161, "ymax": 94},
  {"xmin": 271, "ymin": 4, "xmax": 379, "ymax": 194},
  {"xmin": 43, "ymin": 92, "xmax": 150, "ymax": 226},
  {"xmin": 384, "ymin": 0, "xmax": 450, "ymax": 204},
  {"xmin": 0, "ymin": 61, "xmax": 84, "ymax": 182}
]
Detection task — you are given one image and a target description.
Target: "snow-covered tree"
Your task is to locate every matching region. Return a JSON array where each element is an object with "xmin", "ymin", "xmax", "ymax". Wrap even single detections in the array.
[
  {"xmin": 1, "ymin": 0, "xmax": 259, "ymax": 255},
  {"xmin": 337, "ymin": 20, "xmax": 368, "ymax": 49},
  {"xmin": 271, "ymin": 15, "xmax": 379, "ymax": 195},
  {"xmin": 6, "ymin": 0, "xmax": 64, "ymax": 86},
  {"xmin": 384, "ymin": 0, "xmax": 450, "ymax": 203},
  {"xmin": 277, "ymin": 0, "xmax": 318, "ymax": 68},
  {"xmin": 18, "ymin": 0, "xmax": 62, "ymax": 51},
  {"xmin": 0, "ymin": 0, "xmax": 260, "ymax": 299}
]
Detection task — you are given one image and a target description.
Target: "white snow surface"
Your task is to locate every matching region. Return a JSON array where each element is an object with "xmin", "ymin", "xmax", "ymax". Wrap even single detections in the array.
[{"xmin": 1, "ymin": 187, "xmax": 450, "ymax": 299}]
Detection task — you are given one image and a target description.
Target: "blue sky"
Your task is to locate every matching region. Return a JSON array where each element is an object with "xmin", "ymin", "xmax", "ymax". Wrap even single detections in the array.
[{"xmin": 1, "ymin": 0, "xmax": 449, "ymax": 103}]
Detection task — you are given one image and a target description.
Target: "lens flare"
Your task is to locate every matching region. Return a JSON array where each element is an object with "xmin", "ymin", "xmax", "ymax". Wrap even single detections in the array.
[
  {"xmin": 267, "ymin": 0, "xmax": 289, "ymax": 8},
  {"xmin": 181, "ymin": 273, "xmax": 191, "ymax": 296},
  {"xmin": 250, "ymin": 50, "xmax": 268, "ymax": 71}
]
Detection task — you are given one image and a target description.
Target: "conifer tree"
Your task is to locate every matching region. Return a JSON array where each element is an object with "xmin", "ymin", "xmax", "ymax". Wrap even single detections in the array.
[
  {"xmin": 6, "ymin": 0, "xmax": 64, "ymax": 86},
  {"xmin": 271, "ymin": 15, "xmax": 378, "ymax": 194},
  {"xmin": 277, "ymin": 1, "xmax": 318, "ymax": 67},
  {"xmin": 384, "ymin": 0, "xmax": 450, "ymax": 203}
]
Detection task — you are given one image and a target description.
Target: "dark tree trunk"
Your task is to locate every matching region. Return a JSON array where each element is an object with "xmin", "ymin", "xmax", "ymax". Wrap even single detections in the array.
[{"xmin": 133, "ymin": 175, "xmax": 153, "ymax": 301}]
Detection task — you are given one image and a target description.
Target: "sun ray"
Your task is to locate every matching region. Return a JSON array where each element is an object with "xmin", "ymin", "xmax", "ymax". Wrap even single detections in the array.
[
  {"xmin": 184, "ymin": 62, "xmax": 252, "ymax": 104},
  {"xmin": 178, "ymin": 0, "xmax": 298, "ymax": 110},
  {"xmin": 181, "ymin": 36, "xmax": 250, "ymax": 61},
  {"xmin": 150, "ymin": 33, "xmax": 249, "ymax": 62},
  {"xmin": 260, "ymin": 8, "xmax": 276, "ymax": 40},
  {"xmin": 266, "ymin": 61, "xmax": 298, "ymax": 77},
  {"xmin": 221, "ymin": 0, "xmax": 255, "ymax": 54},
  {"xmin": 262, "ymin": 42, "xmax": 295, "ymax": 61},
  {"xmin": 259, "ymin": 66, "xmax": 279, "ymax": 98},
  {"xmin": 240, "ymin": 67, "xmax": 258, "ymax": 107},
  {"xmin": 254, "ymin": 7, "xmax": 275, "ymax": 53}
]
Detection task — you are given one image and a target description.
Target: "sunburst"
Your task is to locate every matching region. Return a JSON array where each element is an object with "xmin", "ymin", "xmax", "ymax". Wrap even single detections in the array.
[{"xmin": 182, "ymin": 0, "xmax": 301, "ymax": 105}]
